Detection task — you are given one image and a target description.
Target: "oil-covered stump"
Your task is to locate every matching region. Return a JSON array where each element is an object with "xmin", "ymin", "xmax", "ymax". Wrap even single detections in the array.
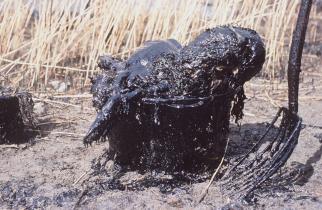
[
  {"xmin": 84, "ymin": 26, "xmax": 266, "ymax": 174},
  {"xmin": 0, "ymin": 88, "xmax": 37, "ymax": 144},
  {"xmin": 108, "ymin": 93, "xmax": 232, "ymax": 172}
]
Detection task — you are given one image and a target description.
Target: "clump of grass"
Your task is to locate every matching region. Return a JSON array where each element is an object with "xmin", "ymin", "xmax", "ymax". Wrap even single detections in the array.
[{"xmin": 0, "ymin": 0, "xmax": 320, "ymax": 91}]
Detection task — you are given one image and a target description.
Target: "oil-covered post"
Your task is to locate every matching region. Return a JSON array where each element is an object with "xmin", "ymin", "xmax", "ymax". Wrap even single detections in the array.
[{"xmin": 288, "ymin": 0, "xmax": 312, "ymax": 114}]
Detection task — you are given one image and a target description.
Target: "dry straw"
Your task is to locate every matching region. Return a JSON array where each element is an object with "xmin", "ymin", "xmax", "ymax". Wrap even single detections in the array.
[{"xmin": 0, "ymin": 0, "xmax": 320, "ymax": 91}]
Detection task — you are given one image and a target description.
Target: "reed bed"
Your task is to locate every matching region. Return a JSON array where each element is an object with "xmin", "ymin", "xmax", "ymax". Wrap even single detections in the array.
[{"xmin": 0, "ymin": 0, "xmax": 320, "ymax": 91}]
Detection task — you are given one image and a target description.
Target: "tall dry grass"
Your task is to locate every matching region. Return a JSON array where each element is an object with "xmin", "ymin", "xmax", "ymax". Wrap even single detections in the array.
[{"xmin": 0, "ymin": 0, "xmax": 320, "ymax": 91}]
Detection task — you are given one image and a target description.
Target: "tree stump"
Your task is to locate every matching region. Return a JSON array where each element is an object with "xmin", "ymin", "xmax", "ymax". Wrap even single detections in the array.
[
  {"xmin": 0, "ymin": 87, "xmax": 37, "ymax": 144},
  {"xmin": 107, "ymin": 93, "xmax": 232, "ymax": 173}
]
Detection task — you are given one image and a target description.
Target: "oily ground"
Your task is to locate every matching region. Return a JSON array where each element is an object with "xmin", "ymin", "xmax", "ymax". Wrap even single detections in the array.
[{"xmin": 0, "ymin": 70, "xmax": 322, "ymax": 209}]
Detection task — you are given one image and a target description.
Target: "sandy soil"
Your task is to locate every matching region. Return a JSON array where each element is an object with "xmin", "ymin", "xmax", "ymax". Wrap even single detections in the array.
[{"xmin": 0, "ymin": 72, "xmax": 322, "ymax": 209}]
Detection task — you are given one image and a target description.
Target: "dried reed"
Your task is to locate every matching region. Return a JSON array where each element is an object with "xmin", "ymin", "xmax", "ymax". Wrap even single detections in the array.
[{"xmin": 0, "ymin": 0, "xmax": 320, "ymax": 91}]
